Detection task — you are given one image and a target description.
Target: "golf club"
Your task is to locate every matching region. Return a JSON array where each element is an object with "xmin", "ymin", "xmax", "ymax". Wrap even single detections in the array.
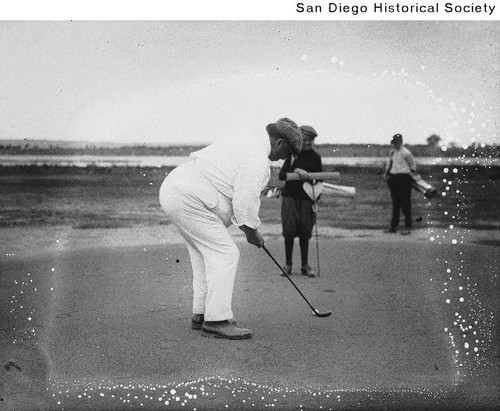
[
  {"xmin": 262, "ymin": 245, "xmax": 332, "ymax": 318},
  {"xmin": 311, "ymin": 182, "xmax": 320, "ymax": 277}
]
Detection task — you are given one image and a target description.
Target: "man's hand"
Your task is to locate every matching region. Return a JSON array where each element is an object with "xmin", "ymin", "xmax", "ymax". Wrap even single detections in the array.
[
  {"xmin": 294, "ymin": 168, "xmax": 310, "ymax": 181},
  {"xmin": 239, "ymin": 225, "xmax": 265, "ymax": 248}
]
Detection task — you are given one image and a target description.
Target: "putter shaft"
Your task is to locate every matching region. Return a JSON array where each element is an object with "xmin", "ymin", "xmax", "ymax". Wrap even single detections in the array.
[
  {"xmin": 311, "ymin": 183, "xmax": 320, "ymax": 277},
  {"xmin": 262, "ymin": 245, "xmax": 331, "ymax": 318}
]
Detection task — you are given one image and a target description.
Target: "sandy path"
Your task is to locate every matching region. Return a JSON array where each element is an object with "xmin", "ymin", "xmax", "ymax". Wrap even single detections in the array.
[{"xmin": 1, "ymin": 225, "xmax": 499, "ymax": 410}]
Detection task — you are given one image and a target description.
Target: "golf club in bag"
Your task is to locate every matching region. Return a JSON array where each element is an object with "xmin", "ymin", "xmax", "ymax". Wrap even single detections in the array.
[{"xmin": 262, "ymin": 245, "xmax": 332, "ymax": 318}]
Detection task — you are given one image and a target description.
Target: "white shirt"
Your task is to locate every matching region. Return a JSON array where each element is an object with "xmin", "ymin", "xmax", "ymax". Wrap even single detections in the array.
[
  {"xmin": 190, "ymin": 135, "xmax": 271, "ymax": 229},
  {"xmin": 387, "ymin": 146, "xmax": 417, "ymax": 174}
]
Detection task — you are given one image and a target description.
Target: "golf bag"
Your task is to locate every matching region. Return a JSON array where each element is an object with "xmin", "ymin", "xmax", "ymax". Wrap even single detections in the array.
[{"xmin": 410, "ymin": 172, "xmax": 438, "ymax": 199}]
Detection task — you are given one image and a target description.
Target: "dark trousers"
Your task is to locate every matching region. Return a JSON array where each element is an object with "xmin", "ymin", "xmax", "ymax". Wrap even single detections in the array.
[
  {"xmin": 387, "ymin": 174, "xmax": 412, "ymax": 229},
  {"xmin": 281, "ymin": 196, "xmax": 315, "ymax": 267}
]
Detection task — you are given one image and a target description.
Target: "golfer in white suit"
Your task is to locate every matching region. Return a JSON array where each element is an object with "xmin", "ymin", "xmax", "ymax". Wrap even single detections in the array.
[{"xmin": 159, "ymin": 118, "xmax": 302, "ymax": 339}]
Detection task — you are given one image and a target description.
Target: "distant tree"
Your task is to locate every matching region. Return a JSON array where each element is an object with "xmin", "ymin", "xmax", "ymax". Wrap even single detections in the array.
[{"xmin": 426, "ymin": 134, "xmax": 441, "ymax": 147}]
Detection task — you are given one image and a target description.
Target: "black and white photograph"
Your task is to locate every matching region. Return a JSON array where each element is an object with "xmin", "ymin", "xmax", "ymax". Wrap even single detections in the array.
[{"xmin": 1, "ymin": 6, "xmax": 499, "ymax": 410}]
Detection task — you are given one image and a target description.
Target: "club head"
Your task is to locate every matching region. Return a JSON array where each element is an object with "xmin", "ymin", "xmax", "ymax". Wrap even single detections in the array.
[{"xmin": 314, "ymin": 310, "xmax": 332, "ymax": 318}]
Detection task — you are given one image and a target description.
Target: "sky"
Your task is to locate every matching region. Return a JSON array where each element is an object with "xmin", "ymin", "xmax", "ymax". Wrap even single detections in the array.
[{"xmin": 0, "ymin": 20, "xmax": 499, "ymax": 147}]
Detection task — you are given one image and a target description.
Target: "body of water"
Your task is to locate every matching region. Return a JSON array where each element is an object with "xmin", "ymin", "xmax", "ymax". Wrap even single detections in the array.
[{"xmin": 0, "ymin": 155, "xmax": 498, "ymax": 168}]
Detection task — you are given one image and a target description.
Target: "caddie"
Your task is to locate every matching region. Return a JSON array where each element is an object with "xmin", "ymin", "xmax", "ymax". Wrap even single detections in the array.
[
  {"xmin": 278, "ymin": 125, "xmax": 323, "ymax": 278},
  {"xmin": 159, "ymin": 118, "xmax": 302, "ymax": 340}
]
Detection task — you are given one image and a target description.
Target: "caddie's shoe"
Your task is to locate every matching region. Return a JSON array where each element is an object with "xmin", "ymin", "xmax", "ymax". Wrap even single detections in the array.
[
  {"xmin": 383, "ymin": 227, "xmax": 396, "ymax": 233},
  {"xmin": 202, "ymin": 320, "xmax": 252, "ymax": 340},
  {"xmin": 301, "ymin": 265, "xmax": 316, "ymax": 278},
  {"xmin": 400, "ymin": 229, "xmax": 412, "ymax": 235},
  {"xmin": 281, "ymin": 264, "xmax": 292, "ymax": 277},
  {"xmin": 191, "ymin": 313, "xmax": 204, "ymax": 330}
]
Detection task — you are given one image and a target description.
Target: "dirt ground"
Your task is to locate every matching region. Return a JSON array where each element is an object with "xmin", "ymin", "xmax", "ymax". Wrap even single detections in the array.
[{"xmin": 1, "ymin": 225, "xmax": 499, "ymax": 410}]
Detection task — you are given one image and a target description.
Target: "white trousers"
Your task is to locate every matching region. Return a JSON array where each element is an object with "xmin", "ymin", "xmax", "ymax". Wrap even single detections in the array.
[{"xmin": 159, "ymin": 159, "xmax": 239, "ymax": 321}]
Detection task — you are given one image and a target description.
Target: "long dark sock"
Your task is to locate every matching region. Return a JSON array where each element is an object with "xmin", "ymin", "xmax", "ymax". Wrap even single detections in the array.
[
  {"xmin": 299, "ymin": 237, "xmax": 309, "ymax": 267},
  {"xmin": 284, "ymin": 237, "xmax": 294, "ymax": 265}
]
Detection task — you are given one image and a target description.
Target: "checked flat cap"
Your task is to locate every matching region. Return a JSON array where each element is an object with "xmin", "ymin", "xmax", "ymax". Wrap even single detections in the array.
[{"xmin": 267, "ymin": 117, "xmax": 302, "ymax": 155}]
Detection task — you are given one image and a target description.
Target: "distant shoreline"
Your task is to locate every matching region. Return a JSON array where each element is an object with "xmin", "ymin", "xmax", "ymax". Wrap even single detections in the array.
[
  {"xmin": 0, "ymin": 154, "xmax": 498, "ymax": 168},
  {"xmin": 1, "ymin": 140, "xmax": 499, "ymax": 160}
]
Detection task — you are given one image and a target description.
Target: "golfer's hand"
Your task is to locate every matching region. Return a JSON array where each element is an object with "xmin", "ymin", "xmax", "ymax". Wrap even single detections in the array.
[
  {"xmin": 247, "ymin": 229, "xmax": 265, "ymax": 248},
  {"xmin": 240, "ymin": 226, "xmax": 265, "ymax": 248},
  {"xmin": 294, "ymin": 168, "xmax": 310, "ymax": 181}
]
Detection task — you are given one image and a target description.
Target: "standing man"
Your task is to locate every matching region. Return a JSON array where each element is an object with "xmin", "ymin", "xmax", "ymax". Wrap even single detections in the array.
[
  {"xmin": 159, "ymin": 118, "xmax": 302, "ymax": 340},
  {"xmin": 383, "ymin": 133, "xmax": 417, "ymax": 235},
  {"xmin": 278, "ymin": 125, "xmax": 322, "ymax": 278}
]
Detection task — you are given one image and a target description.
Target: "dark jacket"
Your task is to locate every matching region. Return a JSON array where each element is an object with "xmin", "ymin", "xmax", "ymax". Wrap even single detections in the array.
[{"xmin": 278, "ymin": 150, "xmax": 323, "ymax": 200}]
